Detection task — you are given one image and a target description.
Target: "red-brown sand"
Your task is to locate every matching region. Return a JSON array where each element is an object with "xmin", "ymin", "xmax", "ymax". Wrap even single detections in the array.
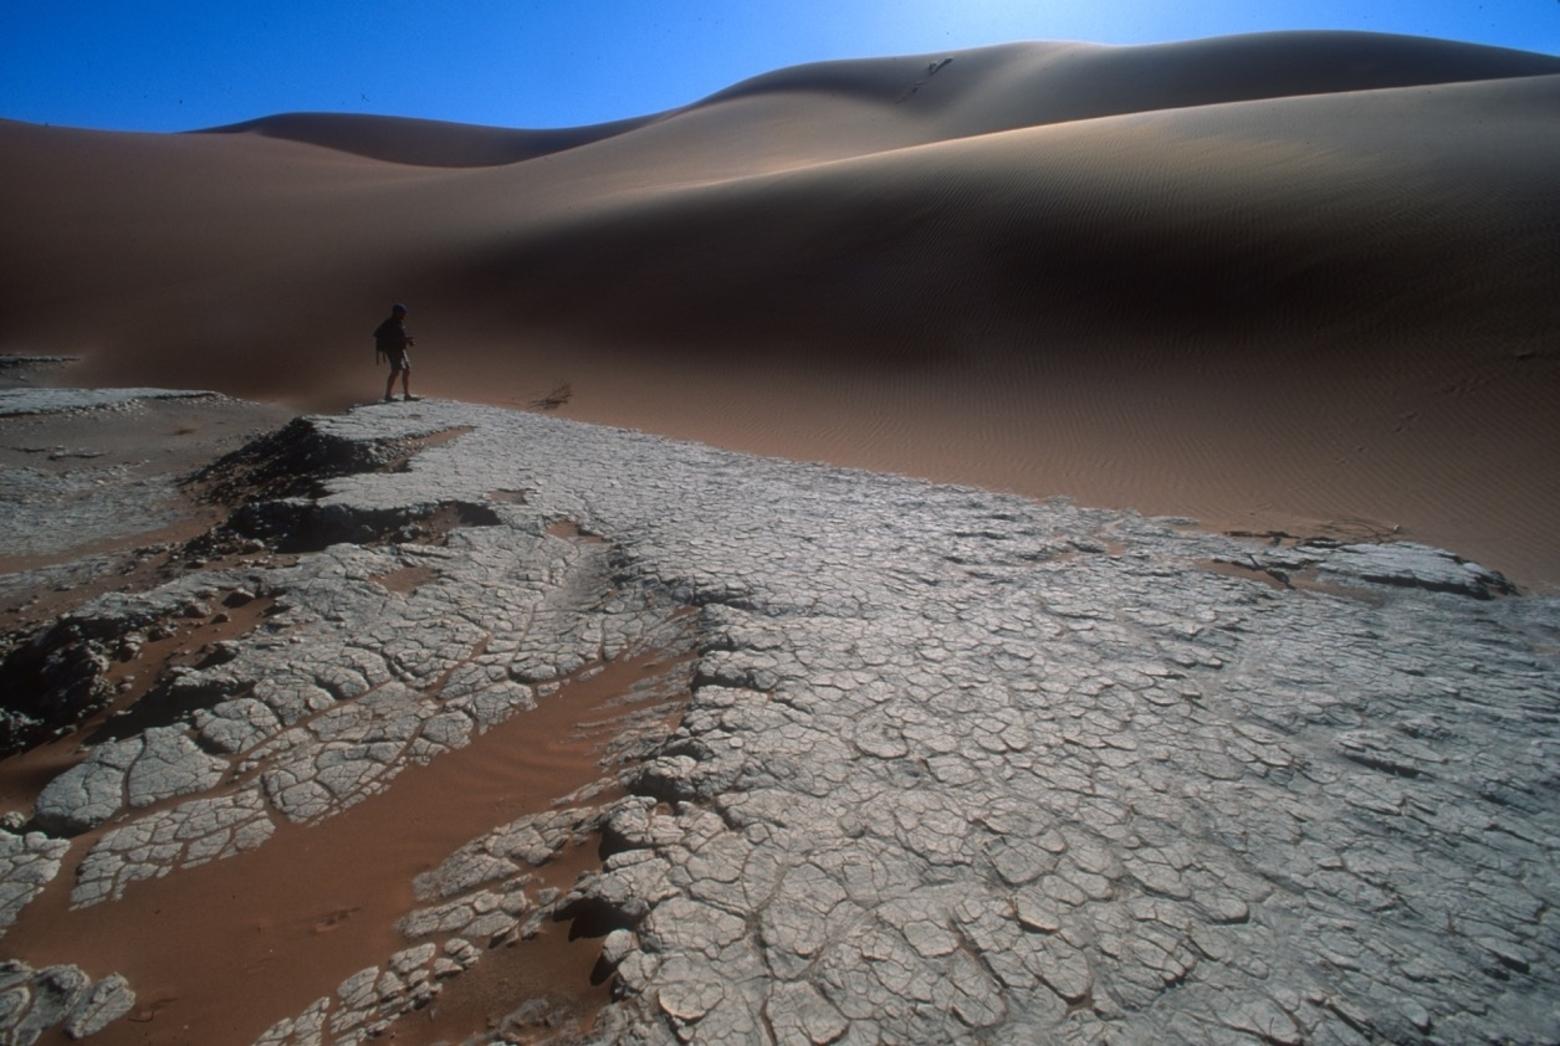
[
  {"xmin": 3, "ymin": 30, "xmax": 1558, "ymax": 586},
  {"xmin": 2, "ymin": 650, "xmax": 684, "ymax": 1044}
]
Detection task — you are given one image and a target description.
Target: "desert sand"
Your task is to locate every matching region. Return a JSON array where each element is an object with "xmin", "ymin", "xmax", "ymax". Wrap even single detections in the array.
[
  {"xmin": 1, "ymin": 30, "xmax": 1559, "ymax": 1041},
  {"xmin": 2, "ymin": 30, "xmax": 1557, "ymax": 586}
]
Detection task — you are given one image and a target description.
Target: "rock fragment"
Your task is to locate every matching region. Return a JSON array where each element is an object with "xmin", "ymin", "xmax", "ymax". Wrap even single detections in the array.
[{"xmin": 63, "ymin": 974, "xmax": 136, "ymax": 1039}]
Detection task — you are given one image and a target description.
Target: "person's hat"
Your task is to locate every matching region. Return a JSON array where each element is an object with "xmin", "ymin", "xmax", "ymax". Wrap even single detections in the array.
[{"xmin": 392, "ymin": 303, "xmax": 408, "ymax": 314}]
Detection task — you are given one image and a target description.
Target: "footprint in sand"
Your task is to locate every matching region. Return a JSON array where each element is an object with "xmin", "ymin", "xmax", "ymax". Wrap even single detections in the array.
[
  {"xmin": 129, "ymin": 996, "xmax": 177, "ymax": 1023},
  {"xmin": 311, "ymin": 906, "xmax": 361, "ymax": 934}
]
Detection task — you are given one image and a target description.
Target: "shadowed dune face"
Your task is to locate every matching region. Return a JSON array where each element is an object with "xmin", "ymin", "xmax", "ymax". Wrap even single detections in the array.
[
  {"xmin": 3, "ymin": 31, "xmax": 1559, "ymax": 584},
  {"xmin": 197, "ymin": 110, "xmax": 663, "ymax": 167}
]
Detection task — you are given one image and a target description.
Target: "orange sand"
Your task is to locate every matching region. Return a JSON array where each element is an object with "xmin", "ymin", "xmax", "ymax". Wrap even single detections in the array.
[
  {"xmin": 2, "ymin": 31, "xmax": 1557, "ymax": 585},
  {"xmin": 3, "ymin": 650, "xmax": 684, "ymax": 1043}
]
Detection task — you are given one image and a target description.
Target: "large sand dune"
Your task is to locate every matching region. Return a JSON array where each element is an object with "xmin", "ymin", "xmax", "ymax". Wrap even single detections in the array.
[{"xmin": 3, "ymin": 30, "xmax": 1558, "ymax": 583}]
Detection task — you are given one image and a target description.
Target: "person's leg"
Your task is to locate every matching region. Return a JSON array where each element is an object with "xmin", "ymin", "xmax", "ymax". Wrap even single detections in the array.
[
  {"xmin": 384, "ymin": 368, "xmax": 396, "ymax": 402},
  {"xmin": 401, "ymin": 366, "xmax": 413, "ymax": 399}
]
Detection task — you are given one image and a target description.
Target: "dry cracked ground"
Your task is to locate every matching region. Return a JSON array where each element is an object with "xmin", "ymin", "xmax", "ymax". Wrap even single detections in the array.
[{"xmin": 0, "ymin": 387, "xmax": 1556, "ymax": 1044}]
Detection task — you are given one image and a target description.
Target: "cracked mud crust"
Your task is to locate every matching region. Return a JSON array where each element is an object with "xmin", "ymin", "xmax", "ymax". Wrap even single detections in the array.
[
  {"xmin": 0, "ymin": 383, "xmax": 296, "ymax": 645},
  {"xmin": 0, "ymin": 396, "xmax": 1557, "ymax": 1043}
]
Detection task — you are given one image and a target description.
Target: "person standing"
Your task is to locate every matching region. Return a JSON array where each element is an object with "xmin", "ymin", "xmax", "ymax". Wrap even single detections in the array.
[{"xmin": 374, "ymin": 303, "xmax": 418, "ymax": 402}]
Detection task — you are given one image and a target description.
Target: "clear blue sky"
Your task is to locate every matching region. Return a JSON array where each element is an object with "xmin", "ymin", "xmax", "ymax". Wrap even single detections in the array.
[{"xmin": 4, "ymin": 1, "xmax": 1556, "ymax": 133}]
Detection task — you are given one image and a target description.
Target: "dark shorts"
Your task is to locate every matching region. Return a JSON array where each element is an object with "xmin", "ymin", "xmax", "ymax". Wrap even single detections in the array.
[{"xmin": 387, "ymin": 349, "xmax": 410, "ymax": 372}]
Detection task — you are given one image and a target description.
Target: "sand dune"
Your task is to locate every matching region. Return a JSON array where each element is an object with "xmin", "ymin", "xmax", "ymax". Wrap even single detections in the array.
[
  {"xmin": 199, "ymin": 32, "xmax": 1560, "ymax": 168},
  {"xmin": 2, "ymin": 30, "xmax": 1558, "ymax": 584},
  {"xmin": 198, "ymin": 110, "xmax": 662, "ymax": 167},
  {"xmin": 704, "ymin": 30, "xmax": 1560, "ymax": 144}
]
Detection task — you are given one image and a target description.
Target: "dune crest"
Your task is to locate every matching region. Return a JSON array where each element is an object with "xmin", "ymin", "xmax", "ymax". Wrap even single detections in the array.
[
  {"xmin": 197, "ymin": 110, "xmax": 663, "ymax": 167},
  {"xmin": 191, "ymin": 31, "xmax": 1560, "ymax": 169}
]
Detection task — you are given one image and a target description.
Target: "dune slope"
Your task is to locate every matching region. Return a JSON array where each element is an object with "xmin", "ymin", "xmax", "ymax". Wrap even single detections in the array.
[
  {"xmin": 2, "ymin": 31, "xmax": 1558, "ymax": 584},
  {"xmin": 198, "ymin": 32, "xmax": 1560, "ymax": 167},
  {"xmin": 197, "ymin": 110, "xmax": 662, "ymax": 166}
]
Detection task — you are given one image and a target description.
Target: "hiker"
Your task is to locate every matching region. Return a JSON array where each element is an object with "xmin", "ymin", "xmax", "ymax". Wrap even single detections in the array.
[{"xmin": 374, "ymin": 303, "xmax": 418, "ymax": 402}]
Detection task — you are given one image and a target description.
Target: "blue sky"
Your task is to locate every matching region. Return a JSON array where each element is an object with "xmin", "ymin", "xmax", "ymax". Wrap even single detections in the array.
[{"xmin": 4, "ymin": 1, "xmax": 1556, "ymax": 132}]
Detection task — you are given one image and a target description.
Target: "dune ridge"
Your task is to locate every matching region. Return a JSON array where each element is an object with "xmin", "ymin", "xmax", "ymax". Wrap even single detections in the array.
[
  {"xmin": 194, "ymin": 32, "xmax": 1560, "ymax": 168},
  {"xmin": 2, "ymin": 30, "xmax": 1558, "ymax": 584},
  {"xmin": 197, "ymin": 110, "xmax": 663, "ymax": 167}
]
